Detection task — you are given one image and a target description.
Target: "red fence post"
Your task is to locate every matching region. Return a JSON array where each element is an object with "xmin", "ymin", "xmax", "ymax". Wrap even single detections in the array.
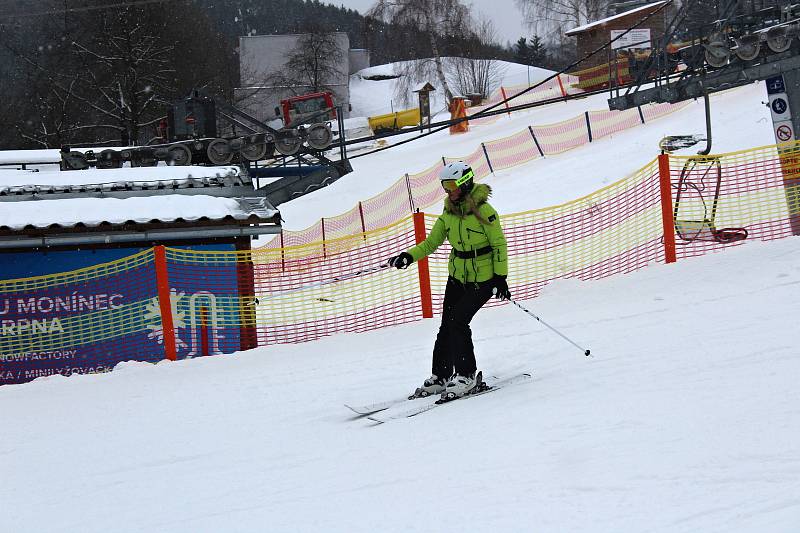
[
  {"xmin": 235, "ymin": 240, "xmax": 259, "ymax": 352},
  {"xmin": 657, "ymin": 153, "xmax": 677, "ymax": 264},
  {"xmin": 153, "ymin": 245, "xmax": 177, "ymax": 361},
  {"xmin": 412, "ymin": 212, "xmax": 434, "ymax": 319},
  {"xmin": 500, "ymin": 87, "xmax": 511, "ymax": 117},
  {"xmin": 556, "ymin": 74, "xmax": 567, "ymax": 98}
]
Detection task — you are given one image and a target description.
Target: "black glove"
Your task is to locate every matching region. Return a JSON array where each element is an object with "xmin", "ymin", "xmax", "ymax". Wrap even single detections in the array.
[
  {"xmin": 388, "ymin": 252, "xmax": 413, "ymax": 270},
  {"xmin": 492, "ymin": 275, "xmax": 511, "ymax": 300}
]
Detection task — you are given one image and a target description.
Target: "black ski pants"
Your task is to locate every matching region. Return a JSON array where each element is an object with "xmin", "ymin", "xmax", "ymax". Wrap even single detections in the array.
[{"xmin": 431, "ymin": 276, "xmax": 494, "ymax": 380}]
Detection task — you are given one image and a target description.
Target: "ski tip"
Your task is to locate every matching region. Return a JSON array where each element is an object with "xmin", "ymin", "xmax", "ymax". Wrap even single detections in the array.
[
  {"xmin": 366, "ymin": 416, "xmax": 384, "ymax": 425},
  {"xmin": 344, "ymin": 404, "xmax": 368, "ymax": 415}
]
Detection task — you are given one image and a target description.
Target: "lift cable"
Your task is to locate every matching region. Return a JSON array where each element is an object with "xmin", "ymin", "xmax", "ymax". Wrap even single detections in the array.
[{"xmin": 349, "ymin": 0, "xmax": 676, "ymax": 161}]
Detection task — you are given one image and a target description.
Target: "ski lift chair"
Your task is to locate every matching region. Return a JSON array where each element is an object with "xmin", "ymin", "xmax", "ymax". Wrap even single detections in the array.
[{"xmin": 673, "ymin": 155, "xmax": 748, "ymax": 244}]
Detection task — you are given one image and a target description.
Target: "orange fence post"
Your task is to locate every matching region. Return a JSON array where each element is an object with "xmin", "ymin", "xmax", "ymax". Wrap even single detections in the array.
[
  {"xmin": 153, "ymin": 245, "xmax": 177, "ymax": 361},
  {"xmin": 657, "ymin": 153, "xmax": 677, "ymax": 264},
  {"xmin": 449, "ymin": 98, "xmax": 469, "ymax": 133},
  {"xmin": 412, "ymin": 212, "xmax": 434, "ymax": 318},
  {"xmin": 500, "ymin": 87, "xmax": 511, "ymax": 117},
  {"xmin": 556, "ymin": 74, "xmax": 567, "ymax": 98}
]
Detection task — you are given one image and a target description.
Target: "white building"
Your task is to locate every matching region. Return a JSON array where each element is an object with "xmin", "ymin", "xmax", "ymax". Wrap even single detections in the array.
[{"xmin": 236, "ymin": 33, "xmax": 369, "ymax": 125}]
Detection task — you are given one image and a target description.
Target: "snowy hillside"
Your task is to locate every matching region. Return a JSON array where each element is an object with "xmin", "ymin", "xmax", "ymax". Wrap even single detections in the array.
[
  {"xmin": 3, "ymin": 234, "xmax": 799, "ymax": 532},
  {"xmin": 3, "ymin": 60, "xmax": 799, "ymax": 532},
  {"xmin": 279, "ymin": 65, "xmax": 774, "ymax": 232},
  {"xmin": 350, "ymin": 59, "xmax": 553, "ymax": 118}
]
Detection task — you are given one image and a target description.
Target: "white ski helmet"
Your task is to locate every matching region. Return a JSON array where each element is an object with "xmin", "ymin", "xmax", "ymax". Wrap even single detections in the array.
[{"xmin": 439, "ymin": 161, "xmax": 474, "ymax": 195}]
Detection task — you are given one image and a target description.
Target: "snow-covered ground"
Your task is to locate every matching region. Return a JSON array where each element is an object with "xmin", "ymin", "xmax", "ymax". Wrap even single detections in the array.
[
  {"xmin": 350, "ymin": 59, "xmax": 553, "ymax": 118},
  {"xmin": 280, "ymin": 77, "xmax": 774, "ymax": 232},
  {"xmin": 3, "ymin": 233, "xmax": 799, "ymax": 532},
  {"xmin": 3, "ymin": 61, "xmax": 798, "ymax": 532}
]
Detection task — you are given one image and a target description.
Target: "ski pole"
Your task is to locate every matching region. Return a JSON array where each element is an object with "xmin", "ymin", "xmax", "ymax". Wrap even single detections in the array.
[
  {"xmin": 254, "ymin": 263, "xmax": 390, "ymax": 303},
  {"xmin": 494, "ymin": 289, "xmax": 591, "ymax": 356}
]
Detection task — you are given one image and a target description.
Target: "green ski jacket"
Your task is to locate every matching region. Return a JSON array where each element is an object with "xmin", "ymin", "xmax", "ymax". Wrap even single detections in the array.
[{"xmin": 407, "ymin": 183, "xmax": 508, "ymax": 283}]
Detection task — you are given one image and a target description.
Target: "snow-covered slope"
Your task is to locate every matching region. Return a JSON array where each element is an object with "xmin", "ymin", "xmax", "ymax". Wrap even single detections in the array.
[
  {"xmin": 280, "ymin": 72, "xmax": 773, "ymax": 232},
  {"xmin": 350, "ymin": 59, "xmax": 552, "ymax": 118},
  {"xmin": 3, "ymin": 60, "xmax": 797, "ymax": 532},
  {"xmin": 3, "ymin": 234, "xmax": 799, "ymax": 532}
]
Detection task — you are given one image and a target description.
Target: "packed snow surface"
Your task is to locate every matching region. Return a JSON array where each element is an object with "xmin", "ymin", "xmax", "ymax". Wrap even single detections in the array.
[
  {"xmin": 3, "ymin": 61, "xmax": 798, "ymax": 532},
  {"xmin": 3, "ymin": 235, "xmax": 799, "ymax": 532},
  {"xmin": 280, "ymin": 78, "xmax": 774, "ymax": 232},
  {"xmin": 350, "ymin": 59, "xmax": 553, "ymax": 118}
]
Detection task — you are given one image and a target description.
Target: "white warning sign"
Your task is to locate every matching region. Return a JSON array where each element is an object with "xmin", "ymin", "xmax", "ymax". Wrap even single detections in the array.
[
  {"xmin": 769, "ymin": 94, "xmax": 792, "ymax": 122},
  {"xmin": 774, "ymin": 120, "xmax": 795, "ymax": 143}
]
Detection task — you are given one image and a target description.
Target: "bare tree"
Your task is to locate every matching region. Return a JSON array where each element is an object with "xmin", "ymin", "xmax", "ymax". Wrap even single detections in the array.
[
  {"xmin": 69, "ymin": 7, "xmax": 175, "ymax": 145},
  {"xmin": 17, "ymin": 75, "xmax": 85, "ymax": 148},
  {"xmin": 2, "ymin": 0, "xmax": 230, "ymax": 149},
  {"xmin": 515, "ymin": 0, "xmax": 610, "ymax": 43},
  {"xmin": 278, "ymin": 31, "xmax": 346, "ymax": 94},
  {"xmin": 368, "ymin": 0, "xmax": 472, "ymax": 104},
  {"xmin": 446, "ymin": 17, "xmax": 506, "ymax": 100},
  {"xmin": 0, "ymin": 0, "xmax": 84, "ymax": 148},
  {"xmin": 237, "ymin": 29, "xmax": 347, "ymax": 125}
]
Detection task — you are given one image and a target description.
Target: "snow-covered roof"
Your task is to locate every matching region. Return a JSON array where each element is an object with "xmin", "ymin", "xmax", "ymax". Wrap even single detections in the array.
[
  {"xmin": 412, "ymin": 82, "xmax": 436, "ymax": 92},
  {"xmin": 0, "ymin": 165, "xmax": 278, "ymax": 235},
  {"xmin": 0, "ymin": 149, "xmax": 61, "ymax": 165},
  {"xmin": 565, "ymin": 1, "xmax": 667, "ymax": 36},
  {"xmin": 0, "ymin": 165, "xmax": 241, "ymax": 189},
  {"xmin": 0, "ymin": 195, "xmax": 277, "ymax": 232}
]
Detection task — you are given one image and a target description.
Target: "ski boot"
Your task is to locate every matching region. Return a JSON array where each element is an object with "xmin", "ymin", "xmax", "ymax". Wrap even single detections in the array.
[
  {"xmin": 409, "ymin": 375, "xmax": 446, "ymax": 399},
  {"xmin": 438, "ymin": 371, "xmax": 487, "ymax": 403}
]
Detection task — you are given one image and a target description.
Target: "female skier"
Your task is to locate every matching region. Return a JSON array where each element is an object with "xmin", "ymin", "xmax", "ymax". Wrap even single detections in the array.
[{"xmin": 388, "ymin": 161, "xmax": 511, "ymax": 400}]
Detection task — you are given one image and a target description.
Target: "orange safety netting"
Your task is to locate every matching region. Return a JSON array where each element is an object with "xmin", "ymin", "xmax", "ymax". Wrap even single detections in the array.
[
  {"xmin": 2, "ymin": 142, "xmax": 799, "ymax": 385},
  {"xmin": 669, "ymin": 143, "xmax": 800, "ymax": 258},
  {"xmin": 271, "ymin": 98, "xmax": 693, "ymax": 248}
]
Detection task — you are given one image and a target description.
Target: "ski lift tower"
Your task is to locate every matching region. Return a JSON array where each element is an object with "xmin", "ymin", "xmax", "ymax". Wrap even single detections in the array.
[{"xmin": 607, "ymin": 0, "xmax": 800, "ymax": 234}]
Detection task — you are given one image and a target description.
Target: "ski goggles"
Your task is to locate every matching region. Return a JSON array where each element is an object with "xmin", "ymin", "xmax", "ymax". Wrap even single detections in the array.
[
  {"xmin": 441, "ymin": 180, "xmax": 459, "ymax": 192},
  {"xmin": 441, "ymin": 169, "xmax": 474, "ymax": 191}
]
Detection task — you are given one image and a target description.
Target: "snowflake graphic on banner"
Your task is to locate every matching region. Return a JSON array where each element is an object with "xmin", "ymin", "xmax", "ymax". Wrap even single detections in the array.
[{"xmin": 144, "ymin": 289, "xmax": 188, "ymax": 352}]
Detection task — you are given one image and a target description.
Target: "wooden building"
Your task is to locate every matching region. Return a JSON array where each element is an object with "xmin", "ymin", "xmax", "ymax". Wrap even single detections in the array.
[{"xmin": 566, "ymin": 1, "xmax": 670, "ymax": 90}]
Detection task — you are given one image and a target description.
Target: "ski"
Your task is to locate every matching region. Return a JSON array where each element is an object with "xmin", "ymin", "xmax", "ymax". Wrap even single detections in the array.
[
  {"xmin": 366, "ymin": 372, "xmax": 532, "ymax": 424},
  {"xmin": 344, "ymin": 388, "xmax": 440, "ymax": 415},
  {"xmin": 345, "ymin": 397, "xmax": 413, "ymax": 416}
]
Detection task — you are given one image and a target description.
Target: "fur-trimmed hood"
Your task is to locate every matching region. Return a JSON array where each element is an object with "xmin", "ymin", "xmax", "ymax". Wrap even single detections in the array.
[
  {"xmin": 407, "ymin": 181, "xmax": 507, "ymax": 283},
  {"xmin": 444, "ymin": 183, "xmax": 492, "ymax": 220}
]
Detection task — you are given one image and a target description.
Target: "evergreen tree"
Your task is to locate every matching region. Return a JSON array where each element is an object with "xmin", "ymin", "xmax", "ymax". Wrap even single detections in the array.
[
  {"xmin": 528, "ymin": 35, "xmax": 548, "ymax": 65},
  {"xmin": 513, "ymin": 37, "xmax": 530, "ymax": 64},
  {"xmin": 513, "ymin": 35, "xmax": 548, "ymax": 66}
]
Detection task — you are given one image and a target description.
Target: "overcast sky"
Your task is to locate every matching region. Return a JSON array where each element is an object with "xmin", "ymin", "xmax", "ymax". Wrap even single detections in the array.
[{"xmin": 335, "ymin": 0, "xmax": 531, "ymax": 47}]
